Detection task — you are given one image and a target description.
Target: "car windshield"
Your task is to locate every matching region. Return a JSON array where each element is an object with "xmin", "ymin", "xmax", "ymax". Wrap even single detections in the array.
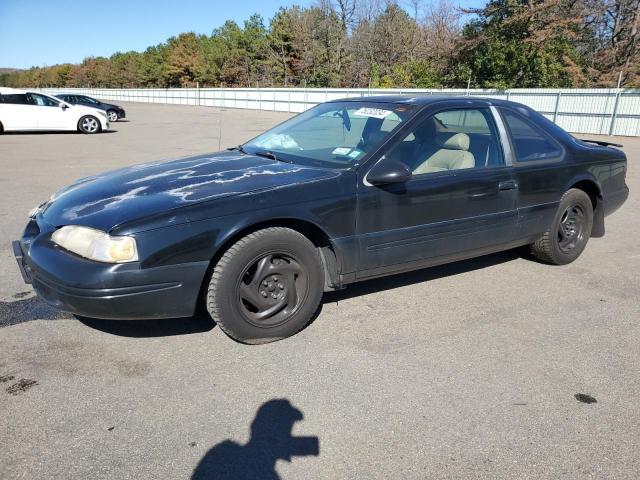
[{"xmin": 242, "ymin": 101, "xmax": 417, "ymax": 169}]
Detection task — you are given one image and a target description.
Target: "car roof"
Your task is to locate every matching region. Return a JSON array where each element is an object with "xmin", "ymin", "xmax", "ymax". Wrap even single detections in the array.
[
  {"xmin": 0, "ymin": 87, "xmax": 59, "ymax": 97},
  {"xmin": 0, "ymin": 87, "xmax": 28, "ymax": 94},
  {"xmin": 328, "ymin": 94, "xmax": 516, "ymax": 108}
]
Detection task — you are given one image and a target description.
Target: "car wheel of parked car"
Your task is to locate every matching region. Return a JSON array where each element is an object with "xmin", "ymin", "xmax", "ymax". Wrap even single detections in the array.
[
  {"xmin": 107, "ymin": 110, "xmax": 118, "ymax": 122},
  {"xmin": 530, "ymin": 188, "xmax": 593, "ymax": 265},
  {"xmin": 206, "ymin": 227, "xmax": 324, "ymax": 344},
  {"xmin": 78, "ymin": 115, "xmax": 101, "ymax": 134}
]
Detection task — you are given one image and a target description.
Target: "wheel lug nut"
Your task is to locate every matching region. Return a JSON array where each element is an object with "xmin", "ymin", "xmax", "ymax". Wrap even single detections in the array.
[
  {"xmin": 273, "ymin": 276, "xmax": 278, "ymax": 282},
  {"xmin": 278, "ymin": 283, "xmax": 284, "ymax": 289},
  {"xmin": 262, "ymin": 281, "xmax": 268, "ymax": 286},
  {"xmin": 260, "ymin": 290, "xmax": 267, "ymax": 297},
  {"xmin": 271, "ymin": 293, "xmax": 278, "ymax": 299}
]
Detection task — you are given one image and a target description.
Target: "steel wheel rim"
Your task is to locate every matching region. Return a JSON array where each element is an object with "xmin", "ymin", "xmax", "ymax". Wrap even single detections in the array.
[
  {"xmin": 236, "ymin": 252, "xmax": 308, "ymax": 327},
  {"xmin": 82, "ymin": 117, "xmax": 98, "ymax": 132},
  {"xmin": 108, "ymin": 111, "xmax": 118, "ymax": 121},
  {"xmin": 557, "ymin": 204, "xmax": 586, "ymax": 253}
]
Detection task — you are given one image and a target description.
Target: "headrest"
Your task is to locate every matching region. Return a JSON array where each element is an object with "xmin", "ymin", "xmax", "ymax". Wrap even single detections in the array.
[{"xmin": 438, "ymin": 133, "xmax": 470, "ymax": 151}]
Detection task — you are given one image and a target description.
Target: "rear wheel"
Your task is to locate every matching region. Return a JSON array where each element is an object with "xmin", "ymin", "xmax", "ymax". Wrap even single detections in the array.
[
  {"xmin": 530, "ymin": 189, "xmax": 593, "ymax": 265},
  {"xmin": 206, "ymin": 227, "xmax": 324, "ymax": 344},
  {"xmin": 78, "ymin": 115, "xmax": 101, "ymax": 134},
  {"xmin": 107, "ymin": 110, "xmax": 118, "ymax": 122}
]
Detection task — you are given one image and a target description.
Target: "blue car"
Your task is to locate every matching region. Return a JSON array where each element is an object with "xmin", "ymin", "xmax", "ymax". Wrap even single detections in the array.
[{"xmin": 13, "ymin": 96, "xmax": 629, "ymax": 343}]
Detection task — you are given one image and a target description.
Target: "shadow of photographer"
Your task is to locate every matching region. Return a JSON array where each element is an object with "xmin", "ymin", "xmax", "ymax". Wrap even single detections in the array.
[{"xmin": 192, "ymin": 399, "xmax": 319, "ymax": 480}]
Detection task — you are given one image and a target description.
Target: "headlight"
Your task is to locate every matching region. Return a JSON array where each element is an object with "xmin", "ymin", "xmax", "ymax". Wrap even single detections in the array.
[{"xmin": 51, "ymin": 226, "xmax": 138, "ymax": 263}]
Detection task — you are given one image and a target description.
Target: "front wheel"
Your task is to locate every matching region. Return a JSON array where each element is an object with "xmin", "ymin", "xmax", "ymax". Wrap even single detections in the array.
[
  {"xmin": 107, "ymin": 110, "xmax": 118, "ymax": 122},
  {"xmin": 530, "ymin": 189, "xmax": 593, "ymax": 265},
  {"xmin": 77, "ymin": 115, "xmax": 101, "ymax": 134},
  {"xmin": 206, "ymin": 227, "xmax": 324, "ymax": 344}
]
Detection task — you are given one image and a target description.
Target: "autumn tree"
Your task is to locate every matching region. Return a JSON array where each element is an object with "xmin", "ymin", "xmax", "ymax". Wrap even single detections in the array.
[{"xmin": 1, "ymin": 0, "xmax": 638, "ymax": 89}]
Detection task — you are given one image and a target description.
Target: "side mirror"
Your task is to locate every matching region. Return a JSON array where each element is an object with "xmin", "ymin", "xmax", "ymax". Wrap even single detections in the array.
[
  {"xmin": 59, "ymin": 103, "xmax": 68, "ymax": 110},
  {"xmin": 366, "ymin": 159, "xmax": 412, "ymax": 185}
]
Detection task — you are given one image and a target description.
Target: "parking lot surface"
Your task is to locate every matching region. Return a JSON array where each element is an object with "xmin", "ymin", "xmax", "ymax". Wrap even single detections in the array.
[{"xmin": 1, "ymin": 103, "xmax": 639, "ymax": 479}]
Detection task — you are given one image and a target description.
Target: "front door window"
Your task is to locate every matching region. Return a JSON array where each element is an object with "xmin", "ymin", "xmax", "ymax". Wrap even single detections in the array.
[{"xmin": 386, "ymin": 108, "xmax": 504, "ymax": 175}]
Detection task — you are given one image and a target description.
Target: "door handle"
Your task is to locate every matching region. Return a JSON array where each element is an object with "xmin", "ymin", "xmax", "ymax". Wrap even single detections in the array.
[{"xmin": 498, "ymin": 180, "xmax": 518, "ymax": 191}]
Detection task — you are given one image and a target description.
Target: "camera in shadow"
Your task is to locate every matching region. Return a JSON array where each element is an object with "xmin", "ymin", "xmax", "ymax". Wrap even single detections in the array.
[{"xmin": 192, "ymin": 398, "xmax": 319, "ymax": 479}]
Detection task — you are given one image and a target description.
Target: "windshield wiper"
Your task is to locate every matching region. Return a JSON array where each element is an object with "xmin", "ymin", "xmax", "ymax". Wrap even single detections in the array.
[
  {"xmin": 228, "ymin": 144, "xmax": 248, "ymax": 154},
  {"xmin": 254, "ymin": 150, "xmax": 291, "ymax": 163}
]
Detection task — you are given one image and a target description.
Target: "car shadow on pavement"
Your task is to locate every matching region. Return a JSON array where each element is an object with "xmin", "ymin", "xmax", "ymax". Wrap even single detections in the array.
[
  {"xmin": 323, "ymin": 247, "xmax": 522, "ymax": 304},
  {"xmin": 2, "ymin": 248, "xmax": 522, "ymax": 336},
  {"xmin": 0, "ymin": 295, "xmax": 68, "ymax": 327},
  {"xmin": 191, "ymin": 398, "xmax": 319, "ymax": 480},
  {"xmin": 76, "ymin": 309, "xmax": 216, "ymax": 338},
  {"xmin": 2, "ymin": 130, "xmax": 117, "ymax": 135}
]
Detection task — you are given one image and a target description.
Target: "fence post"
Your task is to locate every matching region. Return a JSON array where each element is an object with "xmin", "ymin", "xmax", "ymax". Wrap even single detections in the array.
[
  {"xmin": 553, "ymin": 91, "xmax": 561, "ymax": 124},
  {"xmin": 608, "ymin": 88, "xmax": 622, "ymax": 136}
]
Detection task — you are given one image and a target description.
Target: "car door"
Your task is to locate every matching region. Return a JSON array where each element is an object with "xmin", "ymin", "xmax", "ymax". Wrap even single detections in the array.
[
  {"xmin": 78, "ymin": 95, "xmax": 99, "ymax": 108},
  {"xmin": 0, "ymin": 93, "xmax": 38, "ymax": 130},
  {"xmin": 356, "ymin": 105, "xmax": 518, "ymax": 279},
  {"xmin": 73, "ymin": 95, "xmax": 88, "ymax": 106},
  {"xmin": 497, "ymin": 107, "xmax": 567, "ymax": 240},
  {"xmin": 27, "ymin": 92, "xmax": 69, "ymax": 130}
]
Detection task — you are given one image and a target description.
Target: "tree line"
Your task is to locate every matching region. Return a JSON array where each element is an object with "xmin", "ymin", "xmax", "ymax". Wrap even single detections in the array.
[{"xmin": 2, "ymin": 0, "xmax": 639, "ymax": 90}]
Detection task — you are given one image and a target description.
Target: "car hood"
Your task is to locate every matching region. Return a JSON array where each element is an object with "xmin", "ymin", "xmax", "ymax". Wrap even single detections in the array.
[
  {"xmin": 41, "ymin": 151, "xmax": 337, "ymax": 232},
  {"xmin": 100, "ymin": 102, "xmax": 121, "ymax": 110}
]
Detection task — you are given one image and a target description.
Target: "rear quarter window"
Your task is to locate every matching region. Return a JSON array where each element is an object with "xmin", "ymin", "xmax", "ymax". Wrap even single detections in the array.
[
  {"xmin": 0, "ymin": 93, "xmax": 30, "ymax": 104},
  {"xmin": 501, "ymin": 109, "xmax": 562, "ymax": 162}
]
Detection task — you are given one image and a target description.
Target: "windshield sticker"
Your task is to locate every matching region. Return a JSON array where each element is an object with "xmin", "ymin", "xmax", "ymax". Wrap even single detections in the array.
[
  {"xmin": 348, "ymin": 149, "xmax": 363, "ymax": 159},
  {"xmin": 353, "ymin": 107, "xmax": 393, "ymax": 119},
  {"xmin": 332, "ymin": 147, "xmax": 352, "ymax": 156}
]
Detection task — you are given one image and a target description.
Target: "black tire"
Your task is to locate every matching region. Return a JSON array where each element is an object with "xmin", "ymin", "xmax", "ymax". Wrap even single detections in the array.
[
  {"xmin": 206, "ymin": 227, "xmax": 324, "ymax": 344},
  {"xmin": 107, "ymin": 110, "xmax": 119, "ymax": 122},
  {"xmin": 0, "ymin": 121, "xmax": 4, "ymax": 134},
  {"xmin": 77, "ymin": 115, "xmax": 101, "ymax": 134},
  {"xmin": 530, "ymin": 188, "xmax": 593, "ymax": 265}
]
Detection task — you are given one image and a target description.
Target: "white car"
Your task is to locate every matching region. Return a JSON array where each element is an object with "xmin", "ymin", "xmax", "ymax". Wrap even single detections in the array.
[{"xmin": 0, "ymin": 87, "xmax": 109, "ymax": 134}]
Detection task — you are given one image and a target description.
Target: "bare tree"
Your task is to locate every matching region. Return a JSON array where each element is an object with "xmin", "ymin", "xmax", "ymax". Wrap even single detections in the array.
[{"xmin": 423, "ymin": 0, "xmax": 463, "ymax": 72}]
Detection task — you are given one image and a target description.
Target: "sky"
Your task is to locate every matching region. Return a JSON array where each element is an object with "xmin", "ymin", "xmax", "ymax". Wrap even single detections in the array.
[{"xmin": 0, "ymin": 0, "xmax": 483, "ymax": 69}]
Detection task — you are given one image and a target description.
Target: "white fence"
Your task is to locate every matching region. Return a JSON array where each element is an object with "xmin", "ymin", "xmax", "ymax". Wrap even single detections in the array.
[{"xmin": 42, "ymin": 87, "xmax": 640, "ymax": 136}]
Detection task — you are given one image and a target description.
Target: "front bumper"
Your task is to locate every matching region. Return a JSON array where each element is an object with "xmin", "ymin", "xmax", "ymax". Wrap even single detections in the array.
[{"xmin": 13, "ymin": 217, "xmax": 209, "ymax": 320}]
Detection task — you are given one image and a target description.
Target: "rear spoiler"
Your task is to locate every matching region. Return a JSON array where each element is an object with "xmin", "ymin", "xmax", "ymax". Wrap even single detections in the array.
[{"xmin": 579, "ymin": 139, "xmax": 623, "ymax": 148}]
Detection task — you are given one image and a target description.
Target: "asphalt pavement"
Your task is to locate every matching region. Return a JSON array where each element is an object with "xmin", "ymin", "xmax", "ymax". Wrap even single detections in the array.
[{"xmin": 1, "ymin": 103, "xmax": 638, "ymax": 479}]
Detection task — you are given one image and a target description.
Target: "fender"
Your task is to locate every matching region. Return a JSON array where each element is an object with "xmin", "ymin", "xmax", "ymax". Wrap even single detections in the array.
[
  {"xmin": 206, "ymin": 209, "xmax": 349, "ymax": 288},
  {"xmin": 564, "ymin": 173, "xmax": 604, "ymax": 238}
]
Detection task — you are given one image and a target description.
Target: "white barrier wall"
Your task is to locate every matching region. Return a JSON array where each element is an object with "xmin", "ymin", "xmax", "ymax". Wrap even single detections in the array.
[{"xmin": 41, "ymin": 87, "xmax": 640, "ymax": 136}]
